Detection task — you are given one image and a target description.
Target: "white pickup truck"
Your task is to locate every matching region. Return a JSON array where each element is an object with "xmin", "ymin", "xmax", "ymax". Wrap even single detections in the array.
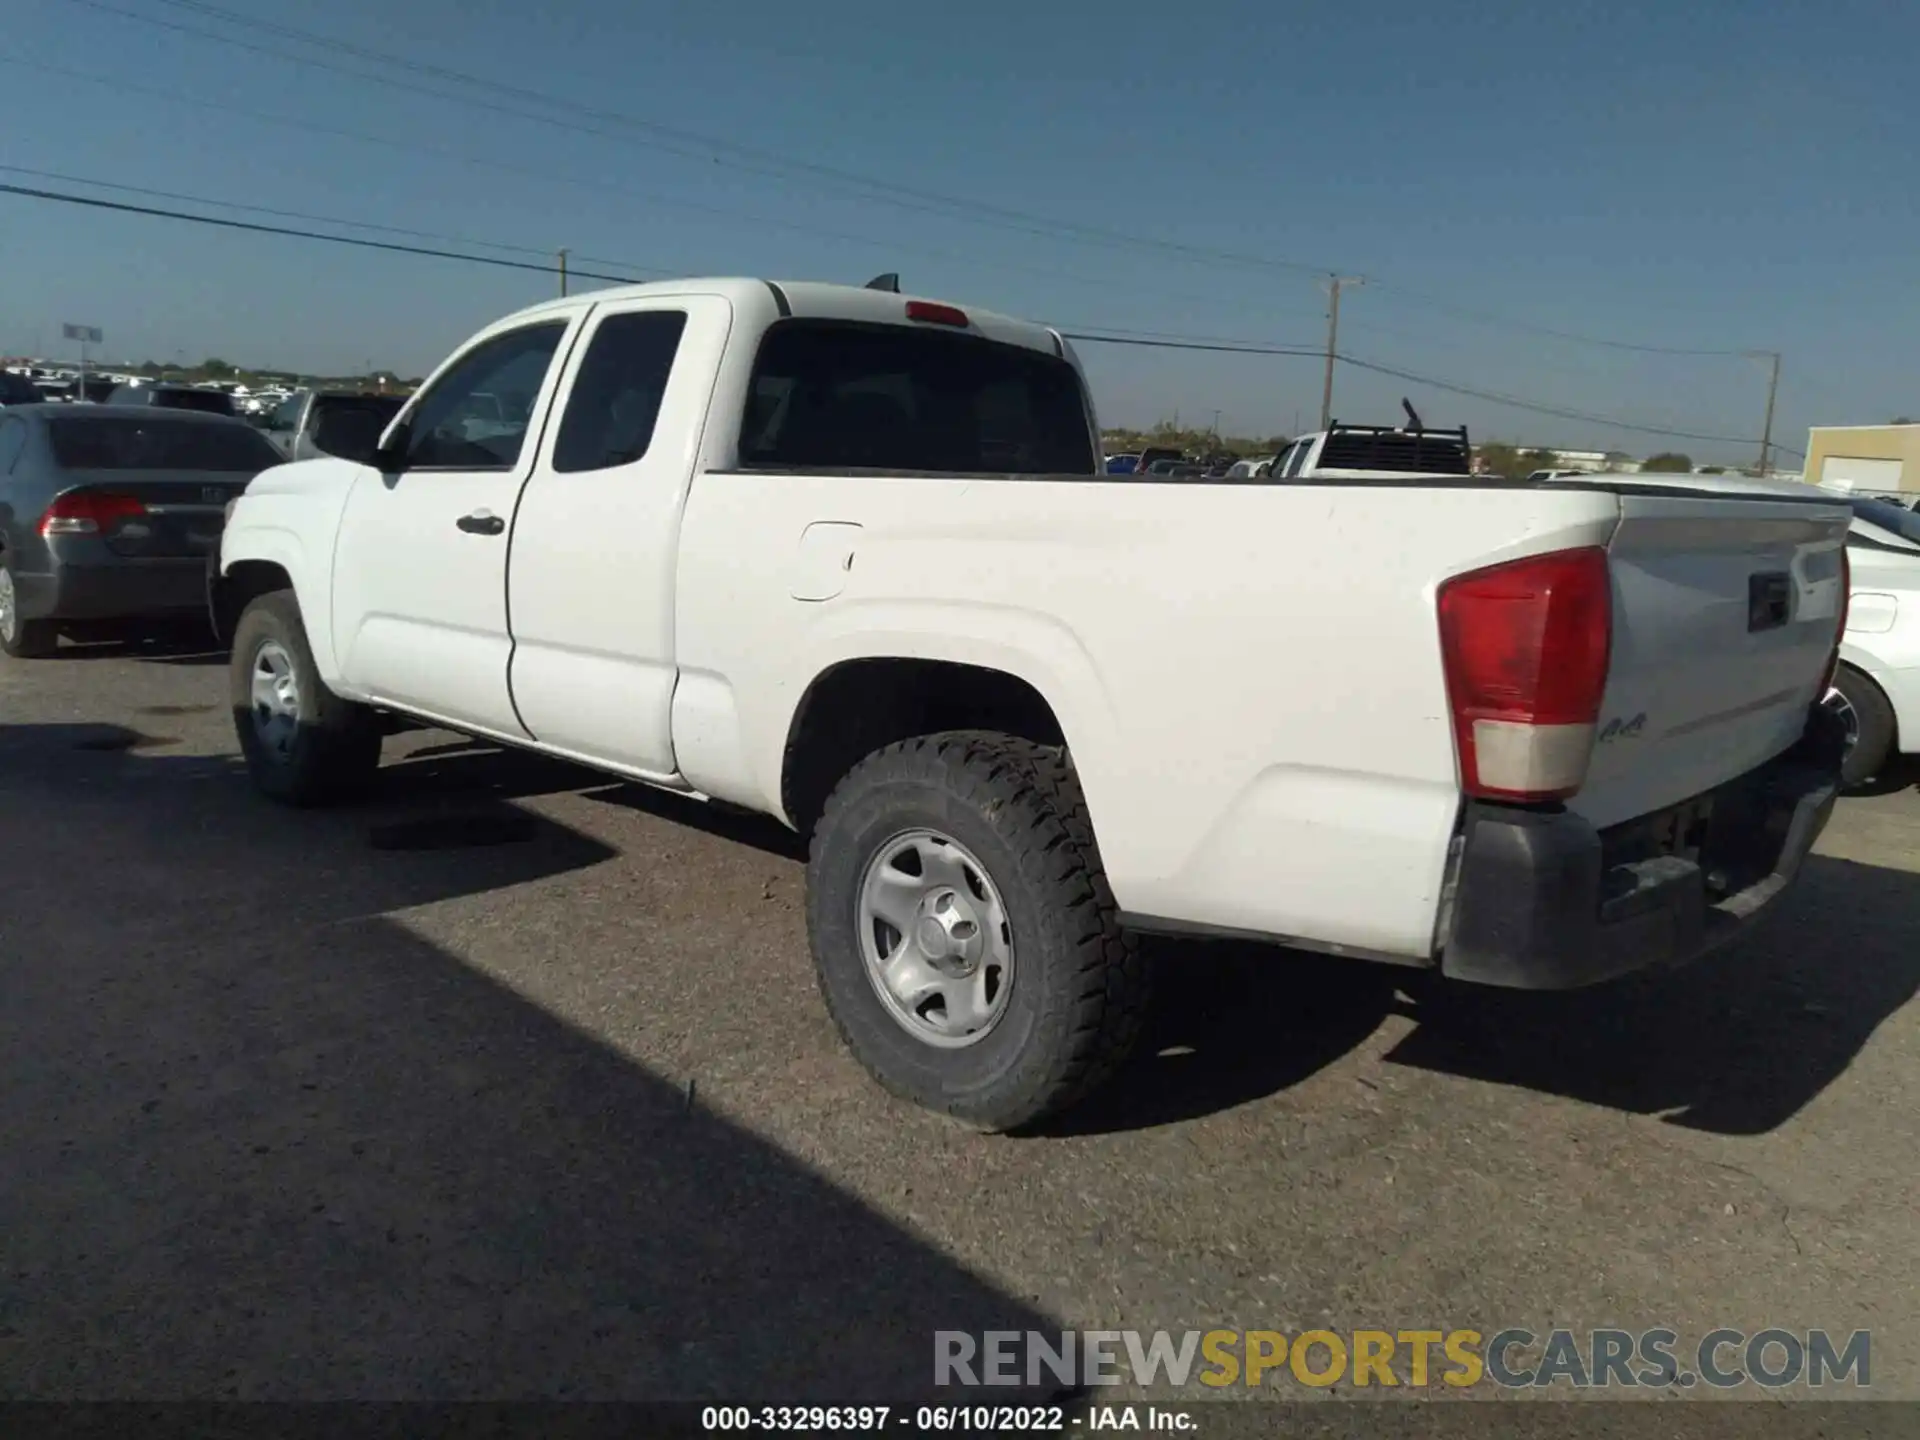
[{"xmin": 212, "ymin": 277, "xmax": 1851, "ymax": 1130}]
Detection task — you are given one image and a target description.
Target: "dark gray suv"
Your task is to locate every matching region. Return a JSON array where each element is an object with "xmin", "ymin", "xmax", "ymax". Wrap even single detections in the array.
[{"xmin": 264, "ymin": 389, "xmax": 408, "ymax": 463}]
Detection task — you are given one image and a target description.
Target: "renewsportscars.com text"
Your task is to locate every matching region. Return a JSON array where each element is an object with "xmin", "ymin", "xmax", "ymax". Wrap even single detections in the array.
[{"xmin": 934, "ymin": 1327, "xmax": 1871, "ymax": 1390}]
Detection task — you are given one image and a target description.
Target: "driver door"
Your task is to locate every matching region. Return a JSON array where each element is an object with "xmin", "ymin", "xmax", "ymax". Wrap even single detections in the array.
[{"xmin": 331, "ymin": 311, "xmax": 583, "ymax": 736}]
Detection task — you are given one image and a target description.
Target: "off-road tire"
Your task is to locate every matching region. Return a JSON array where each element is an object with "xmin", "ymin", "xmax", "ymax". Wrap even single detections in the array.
[
  {"xmin": 230, "ymin": 589, "xmax": 381, "ymax": 805},
  {"xmin": 807, "ymin": 731, "xmax": 1150, "ymax": 1132}
]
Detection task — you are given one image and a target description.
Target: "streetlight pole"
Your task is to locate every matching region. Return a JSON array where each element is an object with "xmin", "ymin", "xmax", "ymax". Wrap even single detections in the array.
[
  {"xmin": 1755, "ymin": 350, "xmax": 1781, "ymax": 478},
  {"xmin": 558, "ymin": 248, "xmax": 570, "ymax": 297},
  {"xmin": 1320, "ymin": 275, "xmax": 1365, "ymax": 429}
]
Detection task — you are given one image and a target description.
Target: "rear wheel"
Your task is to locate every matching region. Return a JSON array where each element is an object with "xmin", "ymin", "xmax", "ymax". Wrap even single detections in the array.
[
  {"xmin": 0, "ymin": 560, "xmax": 58, "ymax": 658},
  {"xmin": 806, "ymin": 731, "xmax": 1150, "ymax": 1132},
  {"xmin": 230, "ymin": 589, "xmax": 382, "ymax": 805},
  {"xmin": 1828, "ymin": 665, "xmax": 1896, "ymax": 790}
]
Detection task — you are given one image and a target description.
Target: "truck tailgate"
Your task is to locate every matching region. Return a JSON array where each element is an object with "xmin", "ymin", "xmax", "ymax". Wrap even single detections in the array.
[{"xmin": 1570, "ymin": 489, "xmax": 1848, "ymax": 830}]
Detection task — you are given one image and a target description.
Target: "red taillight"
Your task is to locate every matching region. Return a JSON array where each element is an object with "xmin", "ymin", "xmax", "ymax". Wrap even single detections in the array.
[
  {"xmin": 1437, "ymin": 546, "xmax": 1612, "ymax": 803},
  {"xmin": 39, "ymin": 491, "xmax": 148, "ymax": 537},
  {"xmin": 905, "ymin": 300, "xmax": 968, "ymax": 328},
  {"xmin": 1824, "ymin": 546, "xmax": 1850, "ymax": 692}
]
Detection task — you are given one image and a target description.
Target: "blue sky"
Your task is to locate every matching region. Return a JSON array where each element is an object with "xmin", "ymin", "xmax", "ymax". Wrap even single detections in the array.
[{"xmin": 2, "ymin": 0, "xmax": 1914, "ymax": 463}]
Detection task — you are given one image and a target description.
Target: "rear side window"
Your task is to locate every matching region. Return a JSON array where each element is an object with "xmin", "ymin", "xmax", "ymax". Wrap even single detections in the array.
[
  {"xmin": 552, "ymin": 310, "xmax": 687, "ymax": 473},
  {"xmin": 156, "ymin": 389, "xmax": 237, "ymax": 417},
  {"xmin": 1314, "ymin": 430, "xmax": 1471, "ymax": 475},
  {"xmin": 739, "ymin": 320, "xmax": 1094, "ymax": 475},
  {"xmin": 48, "ymin": 416, "xmax": 284, "ymax": 472}
]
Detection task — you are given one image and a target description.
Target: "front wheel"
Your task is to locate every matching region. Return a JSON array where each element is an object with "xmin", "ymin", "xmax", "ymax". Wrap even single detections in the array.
[
  {"xmin": 230, "ymin": 589, "xmax": 382, "ymax": 805},
  {"xmin": 806, "ymin": 732, "xmax": 1150, "ymax": 1132}
]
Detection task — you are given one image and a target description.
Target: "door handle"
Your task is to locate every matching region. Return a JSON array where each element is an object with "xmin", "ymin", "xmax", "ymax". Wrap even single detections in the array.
[{"xmin": 457, "ymin": 510, "xmax": 505, "ymax": 536}]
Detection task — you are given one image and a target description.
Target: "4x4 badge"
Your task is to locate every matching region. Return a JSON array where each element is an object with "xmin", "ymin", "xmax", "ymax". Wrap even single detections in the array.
[{"xmin": 1598, "ymin": 713, "xmax": 1647, "ymax": 742}]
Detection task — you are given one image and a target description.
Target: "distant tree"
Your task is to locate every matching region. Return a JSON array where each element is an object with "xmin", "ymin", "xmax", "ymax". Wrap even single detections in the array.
[
  {"xmin": 200, "ymin": 358, "xmax": 236, "ymax": 377},
  {"xmin": 1894, "ymin": 416, "xmax": 1916, "ymax": 426},
  {"xmin": 1642, "ymin": 452, "xmax": 1694, "ymax": 473},
  {"xmin": 1518, "ymin": 448, "xmax": 1560, "ymax": 473},
  {"xmin": 1698, "ymin": 466, "xmax": 1727, "ymax": 475}
]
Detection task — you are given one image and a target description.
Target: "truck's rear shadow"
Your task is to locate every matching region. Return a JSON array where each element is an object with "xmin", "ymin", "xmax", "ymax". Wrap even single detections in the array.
[
  {"xmin": 0, "ymin": 725, "xmax": 1049, "ymax": 1399},
  {"xmin": 1380, "ymin": 852, "xmax": 1920, "ymax": 1134},
  {"xmin": 1050, "ymin": 854, "xmax": 1919, "ymax": 1138}
]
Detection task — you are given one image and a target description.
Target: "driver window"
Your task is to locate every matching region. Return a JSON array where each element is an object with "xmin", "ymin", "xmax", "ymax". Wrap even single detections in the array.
[{"xmin": 405, "ymin": 322, "xmax": 567, "ymax": 470}]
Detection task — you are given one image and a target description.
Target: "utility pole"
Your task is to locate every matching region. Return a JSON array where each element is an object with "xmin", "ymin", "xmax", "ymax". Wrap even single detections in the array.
[
  {"xmin": 558, "ymin": 248, "xmax": 570, "ymax": 297},
  {"xmin": 1320, "ymin": 275, "xmax": 1365, "ymax": 429},
  {"xmin": 1756, "ymin": 350, "xmax": 1781, "ymax": 477},
  {"xmin": 1210, "ymin": 408, "xmax": 1222, "ymax": 439}
]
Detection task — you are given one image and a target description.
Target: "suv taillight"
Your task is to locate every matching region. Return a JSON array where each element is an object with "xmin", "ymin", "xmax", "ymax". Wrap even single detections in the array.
[
  {"xmin": 1437, "ymin": 546, "xmax": 1612, "ymax": 803},
  {"xmin": 39, "ymin": 491, "xmax": 148, "ymax": 537}
]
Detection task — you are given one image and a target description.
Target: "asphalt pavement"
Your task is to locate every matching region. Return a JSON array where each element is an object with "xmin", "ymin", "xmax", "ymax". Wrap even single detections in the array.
[{"xmin": 2, "ymin": 631, "xmax": 1915, "ymax": 1402}]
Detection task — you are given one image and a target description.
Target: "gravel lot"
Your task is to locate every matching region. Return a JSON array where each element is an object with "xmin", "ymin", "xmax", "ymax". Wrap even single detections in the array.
[{"xmin": 2, "ymin": 631, "xmax": 1915, "ymax": 1402}]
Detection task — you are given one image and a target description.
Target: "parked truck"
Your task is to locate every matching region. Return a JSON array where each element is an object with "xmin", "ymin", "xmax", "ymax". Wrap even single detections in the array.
[{"xmin": 211, "ymin": 278, "xmax": 1851, "ymax": 1130}]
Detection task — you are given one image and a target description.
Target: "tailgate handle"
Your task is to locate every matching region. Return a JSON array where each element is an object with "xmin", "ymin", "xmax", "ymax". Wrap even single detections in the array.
[{"xmin": 1748, "ymin": 571, "xmax": 1791, "ymax": 632}]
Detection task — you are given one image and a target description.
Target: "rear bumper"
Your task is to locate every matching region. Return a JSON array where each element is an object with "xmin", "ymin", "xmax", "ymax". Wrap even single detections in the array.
[
  {"xmin": 11, "ymin": 558, "xmax": 212, "ymax": 623},
  {"xmin": 1440, "ymin": 702, "xmax": 1845, "ymax": 990}
]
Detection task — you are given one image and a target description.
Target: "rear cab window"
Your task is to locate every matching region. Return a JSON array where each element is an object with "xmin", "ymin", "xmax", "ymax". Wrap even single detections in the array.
[
  {"xmin": 48, "ymin": 416, "xmax": 285, "ymax": 472},
  {"xmin": 738, "ymin": 320, "xmax": 1094, "ymax": 474},
  {"xmin": 159, "ymin": 389, "xmax": 238, "ymax": 417}
]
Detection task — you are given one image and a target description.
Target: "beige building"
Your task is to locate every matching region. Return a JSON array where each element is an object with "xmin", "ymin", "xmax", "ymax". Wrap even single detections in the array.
[{"xmin": 1803, "ymin": 423, "xmax": 1920, "ymax": 493}]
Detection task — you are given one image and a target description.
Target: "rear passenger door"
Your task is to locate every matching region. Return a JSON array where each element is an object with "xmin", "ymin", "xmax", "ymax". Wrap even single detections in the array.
[{"xmin": 507, "ymin": 294, "xmax": 732, "ymax": 778}]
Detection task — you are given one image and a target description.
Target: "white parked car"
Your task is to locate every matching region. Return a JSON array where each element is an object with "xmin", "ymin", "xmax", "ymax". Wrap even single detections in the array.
[
  {"xmin": 1819, "ymin": 490, "xmax": 1920, "ymax": 787},
  {"xmin": 212, "ymin": 277, "xmax": 1851, "ymax": 1130}
]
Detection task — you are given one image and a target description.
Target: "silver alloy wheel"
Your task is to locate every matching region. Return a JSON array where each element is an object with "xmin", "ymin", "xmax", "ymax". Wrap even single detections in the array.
[
  {"xmin": 249, "ymin": 638, "xmax": 301, "ymax": 761},
  {"xmin": 0, "ymin": 567, "xmax": 15, "ymax": 644},
  {"xmin": 1824, "ymin": 684, "xmax": 1860, "ymax": 756},
  {"xmin": 857, "ymin": 828, "xmax": 1015, "ymax": 1048}
]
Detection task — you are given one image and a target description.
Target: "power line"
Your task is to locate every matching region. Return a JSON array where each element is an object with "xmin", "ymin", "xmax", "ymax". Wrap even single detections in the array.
[
  {"xmin": 1329, "ymin": 353, "xmax": 1760, "ymax": 445},
  {"xmin": 37, "ymin": 2, "xmax": 1766, "ymax": 360},
  {"xmin": 1067, "ymin": 330, "xmax": 1764, "ymax": 446},
  {"xmin": 0, "ymin": 180, "xmax": 655, "ymax": 284},
  {"xmin": 0, "ymin": 178, "xmax": 1775, "ymax": 451},
  {"xmin": 125, "ymin": 0, "xmax": 1761, "ymax": 360},
  {"xmin": 46, "ymin": 1, "xmax": 1782, "ymax": 360},
  {"xmin": 63, "ymin": 0, "xmax": 1336, "ymax": 277},
  {"xmin": 1063, "ymin": 331, "xmax": 1321, "ymax": 358},
  {"xmin": 1363, "ymin": 280, "xmax": 1758, "ymax": 358},
  {"xmin": 0, "ymin": 54, "xmax": 1284, "ymax": 319},
  {"xmin": 0, "ymin": 163, "xmax": 628, "ymax": 266}
]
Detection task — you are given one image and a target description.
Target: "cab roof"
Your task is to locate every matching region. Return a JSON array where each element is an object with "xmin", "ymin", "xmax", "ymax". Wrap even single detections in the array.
[{"xmin": 497, "ymin": 277, "xmax": 1067, "ymax": 358}]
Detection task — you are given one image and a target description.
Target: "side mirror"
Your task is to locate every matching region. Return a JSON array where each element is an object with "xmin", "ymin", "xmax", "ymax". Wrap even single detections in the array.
[{"xmin": 371, "ymin": 419, "xmax": 412, "ymax": 472}]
